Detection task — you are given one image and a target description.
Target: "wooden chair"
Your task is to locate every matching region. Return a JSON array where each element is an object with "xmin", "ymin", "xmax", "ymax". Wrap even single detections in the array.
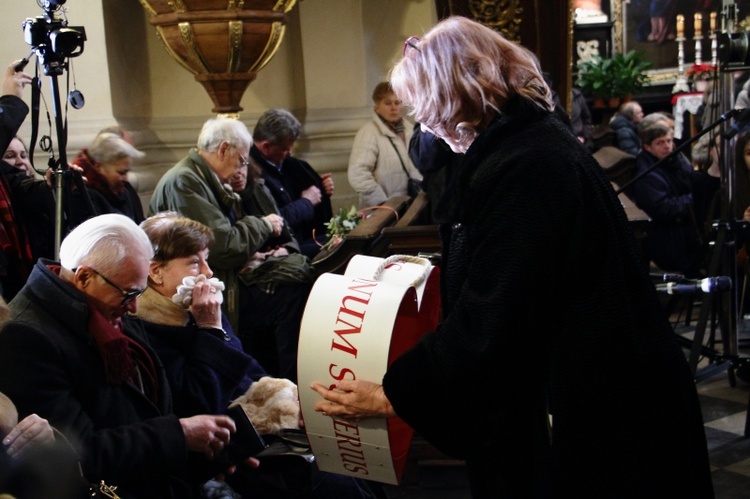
[
  {"xmin": 380, "ymin": 192, "xmax": 441, "ymax": 258},
  {"xmin": 594, "ymin": 146, "xmax": 637, "ymax": 196},
  {"xmin": 591, "ymin": 124, "xmax": 616, "ymax": 152}
]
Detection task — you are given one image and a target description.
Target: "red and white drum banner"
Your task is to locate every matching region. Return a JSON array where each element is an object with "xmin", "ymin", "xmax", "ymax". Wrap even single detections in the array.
[{"xmin": 297, "ymin": 254, "xmax": 440, "ymax": 484}]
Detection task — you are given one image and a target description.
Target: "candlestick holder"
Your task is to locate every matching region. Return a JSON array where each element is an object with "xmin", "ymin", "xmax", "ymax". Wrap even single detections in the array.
[
  {"xmin": 673, "ymin": 36, "xmax": 691, "ymax": 94},
  {"xmin": 710, "ymin": 31, "xmax": 718, "ymax": 66},
  {"xmin": 694, "ymin": 34, "xmax": 703, "ymax": 65}
]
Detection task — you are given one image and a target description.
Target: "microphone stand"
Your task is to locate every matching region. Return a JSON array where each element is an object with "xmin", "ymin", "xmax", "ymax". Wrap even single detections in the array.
[
  {"xmin": 616, "ymin": 101, "xmax": 750, "ymax": 381},
  {"xmin": 615, "ymin": 107, "xmax": 740, "ymax": 196}
]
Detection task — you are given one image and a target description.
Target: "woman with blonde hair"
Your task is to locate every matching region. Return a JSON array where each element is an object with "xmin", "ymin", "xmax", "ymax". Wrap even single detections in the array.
[{"xmin": 312, "ymin": 16, "xmax": 712, "ymax": 498}]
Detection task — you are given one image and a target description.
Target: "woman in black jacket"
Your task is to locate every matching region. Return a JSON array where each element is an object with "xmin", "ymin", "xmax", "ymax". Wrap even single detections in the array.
[{"xmin": 312, "ymin": 16, "xmax": 713, "ymax": 499}]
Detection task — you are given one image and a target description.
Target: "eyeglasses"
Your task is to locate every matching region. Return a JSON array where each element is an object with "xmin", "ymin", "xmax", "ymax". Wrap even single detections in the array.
[
  {"xmin": 403, "ymin": 36, "xmax": 421, "ymax": 56},
  {"xmin": 229, "ymin": 144, "xmax": 250, "ymax": 168},
  {"xmin": 238, "ymin": 152, "xmax": 250, "ymax": 168},
  {"xmin": 89, "ymin": 268, "xmax": 146, "ymax": 305}
]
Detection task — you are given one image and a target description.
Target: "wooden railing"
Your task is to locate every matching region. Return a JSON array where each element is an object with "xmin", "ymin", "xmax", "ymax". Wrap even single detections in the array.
[{"xmin": 311, "ymin": 192, "xmax": 441, "ymax": 275}]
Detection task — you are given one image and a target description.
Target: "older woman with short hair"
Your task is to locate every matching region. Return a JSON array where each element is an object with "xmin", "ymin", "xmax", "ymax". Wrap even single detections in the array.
[
  {"xmin": 137, "ymin": 211, "xmax": 374, "ymax": 499},
  {"xmin": 70, "ymin": 131, "xmax": 145, "ymax": 227},
  {"xmin": 136, "ymin": 211, "xmax": 265, "ymax": 417},
  {"xmin": 313, "ymin": 16, "xmax": 712, "ymax": 498},
  {"xmin": 633, "ymin": 122, "xmax": 702, "ymax": 275}
]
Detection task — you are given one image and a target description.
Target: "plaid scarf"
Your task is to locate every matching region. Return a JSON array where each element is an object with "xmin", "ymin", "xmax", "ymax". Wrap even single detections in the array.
[
  {"xmin": 0, "ymin": 174, "xmax": 33, "ymax": 272},
  {"xmin": 377, "ymin": 113, "xmax": 406, "ymax": 144}
]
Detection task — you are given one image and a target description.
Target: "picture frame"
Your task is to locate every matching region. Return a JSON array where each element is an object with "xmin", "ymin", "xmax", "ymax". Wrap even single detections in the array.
[{"xmin": 612, "ymin": 0, "xmax": 725, "ymax": 85}]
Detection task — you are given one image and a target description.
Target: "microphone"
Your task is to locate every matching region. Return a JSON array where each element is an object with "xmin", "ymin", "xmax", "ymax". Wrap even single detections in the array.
[
  {"xmin": 655, "ymin": 276, "xmax": 732, "ymax": 295},
  {"xmin": 651, "ymin": 273, "xmax": 685, "ymax": 282},
  {"xmin": 723, "ymin": 108, "xmax": 750, "ymax": 139}
]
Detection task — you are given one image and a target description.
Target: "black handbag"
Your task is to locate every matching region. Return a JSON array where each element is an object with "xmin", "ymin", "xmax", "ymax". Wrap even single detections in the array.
[
  {"xmin": 388, "ymin": 136, "xmax": 422, "ymax": 197},
  {"xmin": 407, "ymin": 177, "xmax": 423, "ymax": 198}
]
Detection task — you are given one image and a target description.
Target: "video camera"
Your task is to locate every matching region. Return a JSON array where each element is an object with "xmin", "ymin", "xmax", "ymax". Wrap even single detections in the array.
[{"xmin": 22, "ymin": 0, "xmax": 85, "ymax": 74}]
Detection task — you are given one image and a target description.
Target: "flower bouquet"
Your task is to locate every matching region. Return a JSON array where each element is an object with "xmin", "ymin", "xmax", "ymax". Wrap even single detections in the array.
[
  {"xmin": 686, "ymin": 63, "xmax": 715, "ymax": 92},
  {"xmin": 686, "ymin": 63, "xmax": 716, "ymax": 81}
]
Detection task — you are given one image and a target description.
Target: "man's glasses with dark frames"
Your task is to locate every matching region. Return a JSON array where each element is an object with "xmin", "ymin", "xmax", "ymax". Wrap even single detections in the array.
[{"xmin": 89, "ymin": 268, "xmax": 146, "ymax": 305}]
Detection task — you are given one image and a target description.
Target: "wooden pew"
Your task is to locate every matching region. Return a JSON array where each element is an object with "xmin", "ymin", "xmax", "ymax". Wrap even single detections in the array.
[
  {"xmin": 380, "ymin": 192, "xmax": 440, "ymax": 257},
  {"xmin": 594, "ymin": 146, "xmax": 637, "ymax": 193}
]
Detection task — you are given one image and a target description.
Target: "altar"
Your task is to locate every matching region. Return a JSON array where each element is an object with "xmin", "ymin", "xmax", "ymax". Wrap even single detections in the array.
[{"xmin": 672, "ymin": 92, "xmax": 704, "ymax": 140}]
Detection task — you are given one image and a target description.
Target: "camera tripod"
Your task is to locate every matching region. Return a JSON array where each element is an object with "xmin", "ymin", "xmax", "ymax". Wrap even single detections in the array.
[{"xmin": 23, "ymin": 0, "xmax": 90, "ymax": 258}]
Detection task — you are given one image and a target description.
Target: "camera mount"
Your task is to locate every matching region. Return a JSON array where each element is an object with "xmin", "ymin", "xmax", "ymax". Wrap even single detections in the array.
[{"xmin": 23, "ymin": 0, "xmax": 85, "ymax": 76}]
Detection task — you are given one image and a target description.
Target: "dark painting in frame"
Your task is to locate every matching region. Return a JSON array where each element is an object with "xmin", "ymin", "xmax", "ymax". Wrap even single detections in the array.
[{"xmin": 613, "ymin": 0, "xmax": 727, "ymax": 85}]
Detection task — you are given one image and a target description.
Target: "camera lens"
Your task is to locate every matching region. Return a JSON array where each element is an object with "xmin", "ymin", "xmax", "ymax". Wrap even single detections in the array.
[{"xmin": 50, "ymin": 27, "xmax": 85, "ymax": 58}]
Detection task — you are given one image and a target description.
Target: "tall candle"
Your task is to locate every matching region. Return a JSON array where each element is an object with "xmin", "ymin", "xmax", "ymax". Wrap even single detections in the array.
[
  {"xmin": 710, "ymin": 12, "xmax": 717, "ymax": 31},
  {"xmin": 677, "ymin": 14, "xmax": 685, "ymax": 38},
  {"xmin": 695, "ymin": 12, "xmax": 702, "ymax": 35}
]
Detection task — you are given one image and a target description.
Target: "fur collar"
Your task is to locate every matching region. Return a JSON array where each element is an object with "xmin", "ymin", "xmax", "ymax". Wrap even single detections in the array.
[{"xmin": 133, "ymin": 286, "xmax": 189, "ymax": 327}]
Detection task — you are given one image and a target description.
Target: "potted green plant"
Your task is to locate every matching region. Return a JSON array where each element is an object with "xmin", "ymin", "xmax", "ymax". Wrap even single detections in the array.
[{"xmin": 576, "ymin": 50, "xmax": 652, "ymax": 108}]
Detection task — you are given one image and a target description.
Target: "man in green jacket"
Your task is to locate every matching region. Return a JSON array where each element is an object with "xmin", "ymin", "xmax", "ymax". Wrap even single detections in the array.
[{"xmin": 149, "ymin": 117, "xmax": 311, "ymax": 382}]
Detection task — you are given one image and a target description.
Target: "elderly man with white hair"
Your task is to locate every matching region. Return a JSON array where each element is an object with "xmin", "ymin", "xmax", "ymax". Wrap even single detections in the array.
[
  {"xmin": 0, "ymin": 213, "xmax": 238, "ymax": 498},
  {"xmin": 150, "ymin": 117, "xmax": 311, "ymax": 382}
]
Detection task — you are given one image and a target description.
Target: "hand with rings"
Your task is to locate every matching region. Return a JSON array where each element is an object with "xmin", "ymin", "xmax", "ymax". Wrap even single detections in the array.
[{"xmin": 191, "ymin": 281, "xmax": 222, "ymax": 329}]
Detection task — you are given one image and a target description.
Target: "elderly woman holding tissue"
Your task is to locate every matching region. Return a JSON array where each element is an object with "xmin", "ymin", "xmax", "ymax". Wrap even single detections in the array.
[
  {"xmin": 134, "ymin": 211, "xmax": 267, "ymax": 417},
  {"xmin": 136, "ymin": 212, "xmax": 374, "ymax": 499}
]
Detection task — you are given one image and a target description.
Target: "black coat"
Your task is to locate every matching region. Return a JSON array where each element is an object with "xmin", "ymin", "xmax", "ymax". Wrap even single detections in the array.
[
  {"xmin": 610, "ymin": 113, "xmax": 641, "ymax": 155},
  {"xmin": 135, "ymin": 287, "xmax": 266, "ymax": 418},
  {"xmin": 68, "ymin": 181, "xmax": 145, "ymax": 229},
  {"xmin": 0, "ymin": 161, "xmax": 56, "ymax": 261},
  {"xmin": 0, "ymin": 95, "xmax": 28, "ymax": 154},
  {"xmin": 250, "ymin": 145, "xmax": 332, "ymax": 252},
  {"xmin": 382, "ymin": 98, "xmax": 713, "ymax": 497},
  {"xmin": 632, "ymin": 149, "xmax": 702, "ymax": 275},
  {"xmin": 0, "ymin": 260, "xmax": 208, "ymax": 498}
]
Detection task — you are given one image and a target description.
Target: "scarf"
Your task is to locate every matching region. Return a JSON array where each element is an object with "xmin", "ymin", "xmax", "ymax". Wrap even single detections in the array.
[
  {"xmin": 192, "ymin": 151, "xmax": 243, "ymax": 221},
  {"xmin": 377, "ymin": 113, "xmax": 406, "ymax": 144},
  {"xmin": 133, "ymin": 286, "xmax": 189, "ymax": 327},
  {"xmin": 87, "ymin": 299, "xmax": 160, "ymax": 405},
  {"xmin": 0, "ymin": 174, "xmax": 33, "ymax": 273},
  {"xmin": 73, "ymin": 149, "xmax": 125, "ymax": 198}
]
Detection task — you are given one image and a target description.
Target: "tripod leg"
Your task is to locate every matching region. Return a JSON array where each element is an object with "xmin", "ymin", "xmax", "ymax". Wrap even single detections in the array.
[{"xmin": 688, "ymin": 227, "xmax": 727, "ymax": 372}]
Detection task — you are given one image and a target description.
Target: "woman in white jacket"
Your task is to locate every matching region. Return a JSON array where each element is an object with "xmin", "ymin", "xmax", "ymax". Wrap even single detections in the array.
[{"xmin": 348, "ymin": 82, "xmax": 422, "ymax": 207}]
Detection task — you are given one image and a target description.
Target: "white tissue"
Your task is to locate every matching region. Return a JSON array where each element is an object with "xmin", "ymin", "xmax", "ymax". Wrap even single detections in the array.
[{"xmin": 171, "ymin": 274, "xmax": 226, "ymax": 308}]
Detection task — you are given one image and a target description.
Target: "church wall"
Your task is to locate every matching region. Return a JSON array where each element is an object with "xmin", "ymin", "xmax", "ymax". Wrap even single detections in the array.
[{"xmin": 0, "ymin": 1, "xmax": 437, "ymax": 214}]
